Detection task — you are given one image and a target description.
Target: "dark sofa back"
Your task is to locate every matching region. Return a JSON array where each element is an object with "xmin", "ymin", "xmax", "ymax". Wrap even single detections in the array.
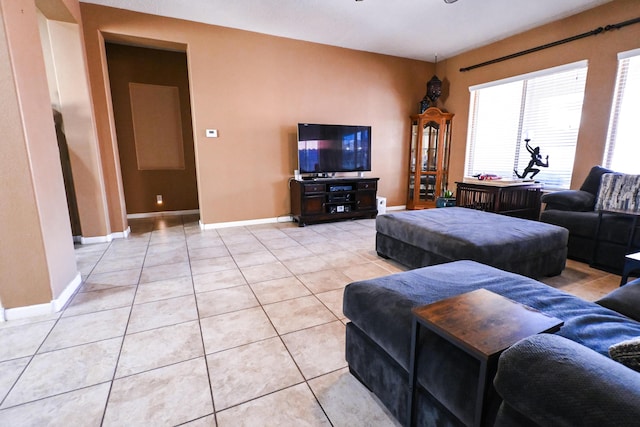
[
  {"xmin": 494, "ymin": 334, "xmax": 640, "ymax": 427},
  {"xmin": 579, "ymin": 165, "xmax": 614, "ymax": 195}
]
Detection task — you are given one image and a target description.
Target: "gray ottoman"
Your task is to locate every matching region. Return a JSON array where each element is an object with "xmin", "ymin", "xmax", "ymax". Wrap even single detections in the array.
[{"xmin": 376, "ymin": 207, "xmax": 568, "ymax": 277}]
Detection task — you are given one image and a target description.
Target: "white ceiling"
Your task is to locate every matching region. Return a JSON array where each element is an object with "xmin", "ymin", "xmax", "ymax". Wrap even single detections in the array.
[{"xmin": 81, "ymin": 0, "xmax": 613, "ymax": 61}]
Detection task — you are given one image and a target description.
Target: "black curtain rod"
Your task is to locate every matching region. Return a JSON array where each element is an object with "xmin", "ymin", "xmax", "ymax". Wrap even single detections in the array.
[{"xmin": 459, "ymin": 16, "xmax": 640, "ymax": 72}]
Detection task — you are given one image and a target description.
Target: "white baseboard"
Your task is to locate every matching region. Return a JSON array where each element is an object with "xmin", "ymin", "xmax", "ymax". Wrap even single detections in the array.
[
  {"xmin": 111, "ymin": 226, "xmax": 131, "ymax": 239},
  {"xmin": 76, "ymin": 226, "xmax": 131, "ymax": 244},
  {"xmin": 3, "ymin": 303, "xmax": 52, "ymax": 321},
  {"xmin": 387, "ymin": 205, "xmax": 406, "ymax": 211},
  {"xmin": 127, "ymin": 209, "xmax": 200, "ymax": 219},
  {"xmin": 2, "ymin": 272, "xmax": 82, "ymax": 321},
  {"xmin": 51, "ymin": 272, "xmax": 82, "ymax": 312},
  {"xmin": 200, "ymin": 215, "xmax": 294, "ymax": 230},
  {"xmin": 80, "ymin": 234, "xmax": 113, "ymax": 244}
]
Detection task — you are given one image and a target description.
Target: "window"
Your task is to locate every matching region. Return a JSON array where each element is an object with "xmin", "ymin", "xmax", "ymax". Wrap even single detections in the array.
[
  {"xmin": 465, "ymin": 61, "xmax": 588, "ymax": 189},
  {"xmin": 604, "ymin": 49, "xmax": 640, "ymax": 174}
]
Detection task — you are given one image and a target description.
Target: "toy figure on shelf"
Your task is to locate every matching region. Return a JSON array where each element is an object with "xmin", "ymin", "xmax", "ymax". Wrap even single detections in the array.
[{"xmin": 514, "ymin": 139, "xmax": 549, "ymax": 179}]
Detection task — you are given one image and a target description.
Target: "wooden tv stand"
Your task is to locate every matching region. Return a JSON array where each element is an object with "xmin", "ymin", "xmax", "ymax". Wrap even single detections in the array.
[{"xmin": 290, "ymin": 177, "xmax": 379, "ymax": 226}]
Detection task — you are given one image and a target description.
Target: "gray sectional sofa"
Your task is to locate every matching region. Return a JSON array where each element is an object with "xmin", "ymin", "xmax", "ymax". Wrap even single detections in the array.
[{"xmin": 343, "ymin": 260, "xmax": 640, "ymax": 426}]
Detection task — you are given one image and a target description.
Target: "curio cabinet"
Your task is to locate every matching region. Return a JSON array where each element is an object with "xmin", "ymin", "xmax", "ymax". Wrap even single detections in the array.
[{"xmin": 407, "ymin": 107, "xmax": 454, "ymax": 209}]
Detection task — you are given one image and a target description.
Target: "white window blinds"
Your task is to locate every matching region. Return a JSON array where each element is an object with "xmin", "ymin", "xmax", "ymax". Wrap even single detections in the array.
[
  {"xmin": 604, "ymin": 49, "xmax": 640, "ymax": 174},
  {"xmin": 465, "ymin": 62, "xmax": 588, "ymax": 189}
]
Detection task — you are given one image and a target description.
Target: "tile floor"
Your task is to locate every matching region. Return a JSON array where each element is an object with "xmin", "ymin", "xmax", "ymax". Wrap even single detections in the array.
[{"xmin": 0, "ymin": 214, "xmax": 622, "ymax": 426}]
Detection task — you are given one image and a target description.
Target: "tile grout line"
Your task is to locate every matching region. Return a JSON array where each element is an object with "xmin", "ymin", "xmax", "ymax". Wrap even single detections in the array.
[
  {"xmin": 99, "ymin": 224, "xmax": 152, "ymax": 427},
  {"xmin": 0, "ymin": 238, "xmax": 118, "ymax": 412},
  {"xmin": 244, "ymin": 226, "xmax": 338, "ymax": 425},
  {"xmin": 4, "ymin": 216, "xmax": 616, "ymax": 425},
  {"xmin": 184, "ymin": 216, "xmax": 219, "ymax": 426},
  {"xmin": 194, "ymin": 222, "xmax": 340, "ymax": 421}
]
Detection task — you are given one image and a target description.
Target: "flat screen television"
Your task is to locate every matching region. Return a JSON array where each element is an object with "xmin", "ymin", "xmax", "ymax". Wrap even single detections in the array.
[{"xmin": 297, "ymin": 123, "xmax": 372, "ymax": 175}]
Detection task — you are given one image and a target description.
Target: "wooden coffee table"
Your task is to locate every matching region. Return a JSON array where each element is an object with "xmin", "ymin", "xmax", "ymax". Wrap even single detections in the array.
[{"xmin": 407, "ymin": 289, "xmax": 563, "ymax": 427}]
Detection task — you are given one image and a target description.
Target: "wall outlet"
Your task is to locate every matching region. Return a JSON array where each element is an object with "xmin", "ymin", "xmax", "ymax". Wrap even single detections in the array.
[
  {"xmin": 206, "ymin": 129, "xmax": 218, "ymax": 138},
  {"xmin": 156, "ymin": 194, "xmax": 163, "ymax": 205}
]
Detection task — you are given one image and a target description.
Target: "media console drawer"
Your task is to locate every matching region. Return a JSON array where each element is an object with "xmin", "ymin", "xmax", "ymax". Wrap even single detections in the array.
[
  {"xmin": 303, "ymin": 183, "xmax": 325, "ymax": 193},
  {"xmin": 357, "ymin": 181, "xmax": 377, "ymax": 190}
]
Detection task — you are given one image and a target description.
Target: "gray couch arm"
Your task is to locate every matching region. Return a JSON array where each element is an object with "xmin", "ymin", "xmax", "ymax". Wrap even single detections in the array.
[
  {"xmin": 541, "ymin": 190, "xmax": 595, "ymax": 211},
  {"xmin": 493, "ymin": 334, "xmax": 640, "ymax": 427}
]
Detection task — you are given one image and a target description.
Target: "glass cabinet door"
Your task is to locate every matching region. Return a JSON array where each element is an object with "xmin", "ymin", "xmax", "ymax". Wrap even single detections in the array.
[
  {"xmin": 410, "ymin": 122, "xmax": 418, "ymax": 173},
  {"xmin": 419, "ymin": 174, "xmax": 436, "ymax": 202},
  {"xmin": 421, "ymin": 121, "xmax": 439, "ymax": 172},
  {"xmin": 419, "ymin": 121, "xmax": 439, "ymax": 202},
  {"xmin": 408, "ymin": 122, "xmax": 418, "ymax": 201}
]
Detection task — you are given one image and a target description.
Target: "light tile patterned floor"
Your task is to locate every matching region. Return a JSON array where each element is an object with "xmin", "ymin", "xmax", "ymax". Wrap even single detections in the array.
[{"xmin": 0, "ymin": 214, "xmax": 621, "ymax": 426}]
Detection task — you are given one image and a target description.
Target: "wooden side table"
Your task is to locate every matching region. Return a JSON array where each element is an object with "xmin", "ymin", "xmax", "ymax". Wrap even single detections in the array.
[
  {"xmin": 620, "ymin": 252, "xmax": 640, "ymax": 286},
  {"xmin": 455, "ymin": 180, "xmax": 542, "ymax": 219},
  {"xmin": 407, "ymin": 289, "xmax": 563, "ymax": 427}
]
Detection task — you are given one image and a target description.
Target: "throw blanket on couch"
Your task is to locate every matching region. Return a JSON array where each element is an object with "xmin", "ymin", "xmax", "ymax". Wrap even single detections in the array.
[{"xmin": 595, "ymin": 173, "xmax": 640, "ymax": 212}]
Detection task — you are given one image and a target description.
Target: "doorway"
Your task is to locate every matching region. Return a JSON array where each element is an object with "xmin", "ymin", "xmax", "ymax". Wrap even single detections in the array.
[{"xmin": 105, "ymin": 43, "xmax": 199, "ymax": 215}]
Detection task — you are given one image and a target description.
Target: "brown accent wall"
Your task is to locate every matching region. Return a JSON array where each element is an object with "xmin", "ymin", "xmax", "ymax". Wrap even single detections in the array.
[
  {"xmin": 106, "ymin": 43, "xmax": 198, "ymax": 214},
  {"xmin": 437, "ymin": 0, "xmax": 640, "ymax": 190},
  {"xmin": 80, "ymin": 4, "xmax": 432, "ymax": 222}
]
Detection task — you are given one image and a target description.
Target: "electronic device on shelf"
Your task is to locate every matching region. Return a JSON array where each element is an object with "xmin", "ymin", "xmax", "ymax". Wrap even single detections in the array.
[
  {"xmin": 328, "ymin": 185, "xmax": 353, "ymax": 192},
  {"xmin": 329, "ymin": 205, "xmax": 351, "ymax": 214},
  {"xmin": 297, "ymin": 123, "xmax": 371, "ymax": 176},
  {"xmin": 328, "ymin": 193, "xmax": 352, "ymax": 203}
]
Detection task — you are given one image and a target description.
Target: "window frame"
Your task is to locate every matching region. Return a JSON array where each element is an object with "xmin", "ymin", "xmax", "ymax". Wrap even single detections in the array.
[
  {"xmin": 465, "ymin": 60, "xmax": 588, "ymax": 189},
  {"xmin": 603, "ymin": 48, "xmax": 640, "ymax": 174}
]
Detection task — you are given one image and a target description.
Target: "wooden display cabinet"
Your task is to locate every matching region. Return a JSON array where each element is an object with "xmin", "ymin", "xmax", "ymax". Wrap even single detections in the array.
[{"xmin": 406, "ymin": 107, "xmax": 454, "ymax": 209}]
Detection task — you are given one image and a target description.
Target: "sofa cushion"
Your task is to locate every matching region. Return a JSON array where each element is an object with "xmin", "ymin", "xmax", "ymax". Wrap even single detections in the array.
[
  {"xmin": 597, "ymin": 283, "xmax": 640, "ymax": 322},
  {"xmin": 375, "ymin": 207, "xmax": 568, "ymax": 277},
  {"xmin": 541, "ymin": 190, "xmax": 595, "ymax": 211},
  {"xmin": 494, "ymin": 334, "xmax": 640, "ymax": 427},
  {"xmin": 541, "ymin": 209, "xmax": 639, "ymax": 246},
  {"xmin": 540, "ymin": 209, "xmax": 598, "ymax": 238},
  {"xmin": 580, "ymin": 165, "xmax": 613, "ymax": 195},
  {"xmin": 595, "ymin": 173, "xmax": 640, "ymax": 212},
  {"xmin": 609, "ymin": 336, "xmax": 640, "ymax": 372}
]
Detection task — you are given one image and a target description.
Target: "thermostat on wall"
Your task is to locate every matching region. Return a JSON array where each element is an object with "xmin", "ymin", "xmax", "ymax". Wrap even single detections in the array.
[{"xmin": 206, "ymin": 129, "xmax": 218, "ymax": 138}]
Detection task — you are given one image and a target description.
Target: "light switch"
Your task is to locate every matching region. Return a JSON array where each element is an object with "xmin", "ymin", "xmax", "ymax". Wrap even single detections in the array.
[{"xmin": 206, "ymin": 129, "xmax": 218, "ymax": 138}]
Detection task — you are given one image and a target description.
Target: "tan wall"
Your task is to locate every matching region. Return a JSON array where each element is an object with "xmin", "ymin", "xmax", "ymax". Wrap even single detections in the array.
[
  {"xmin": 0, "ymin": 0, "xmax": 78, "ymax": 307},
  {"xmin": 105, "ymin": 43, "xmax": 198, "ymax": 214},
  {"xmin": 438, "ymin": 0, "xmax": 640, "ymax": 190},
  {"xmin": 45, "ymin": 19, "xmax": 112, "ymax": 237},
  {"xmin": 80, "ymin": 4, "xmax": 432, "ymax": 222},
  {"xmin": 81, "ymin": 2, "xmax": 638, "ymax": 225}
]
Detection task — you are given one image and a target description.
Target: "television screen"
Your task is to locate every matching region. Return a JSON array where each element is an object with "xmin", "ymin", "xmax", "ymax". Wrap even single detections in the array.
[{"xmin": 297, "ymin": 123, "xmax": 371, "ymax": 174}]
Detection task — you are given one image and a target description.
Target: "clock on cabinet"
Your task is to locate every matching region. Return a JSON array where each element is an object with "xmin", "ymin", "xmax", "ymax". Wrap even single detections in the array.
[{"xmin": 407, "ymin": 107, "xmax": 454, "ymax": 209}]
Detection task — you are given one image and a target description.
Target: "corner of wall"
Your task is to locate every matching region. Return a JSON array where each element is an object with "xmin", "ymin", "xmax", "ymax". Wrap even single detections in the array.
[{"xmin": 3, "ymin": 272, "xmax": 82, "ymax": 321}]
